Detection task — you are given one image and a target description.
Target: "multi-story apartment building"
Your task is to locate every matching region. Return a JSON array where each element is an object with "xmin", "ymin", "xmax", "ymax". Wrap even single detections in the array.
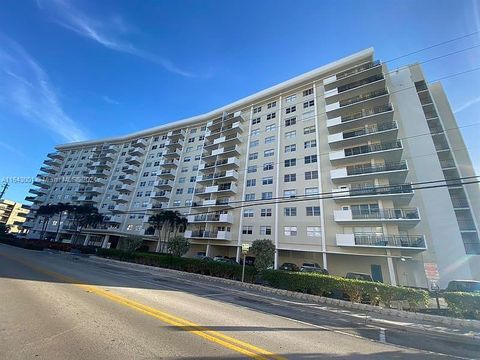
[
  {"xmin": 23, "ymin": 48, "xmax": 480, "ymax": 287},
  {"xmin": 0, "ymin": 199, "xmax": 30, "ymax": 233}
]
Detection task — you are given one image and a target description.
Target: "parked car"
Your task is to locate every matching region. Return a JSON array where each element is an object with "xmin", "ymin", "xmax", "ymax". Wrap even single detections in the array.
[
  {"xmin": 213, "ymin": 256, "xmax": 238, "ymax": 264},
  {"xmin": 300, "ymin": 262, "xmax": 329, "ymax": 274},
  {"xmin": 239, "ymin": 256, "xmax": 255, "ymax": 266},
  {"xmin": 194, "ymin": 254, "xmax": 213, "ymax": 261},
  {"xmin": 278, "ymin": 262, "xmax": 300, "ymax": 272},
  {"xmin": 446, "ymin": 280, "xmax": 480, "ymax": 292},
  {"xmin": 345, "ymin": 272, "xmax": 373, "ymax": 282}
]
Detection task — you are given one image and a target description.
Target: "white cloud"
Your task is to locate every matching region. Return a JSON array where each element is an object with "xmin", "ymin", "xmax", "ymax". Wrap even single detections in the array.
[
  {"xmin": 37, "ymin": 0, "xmax": 194, "ymax": 77},
  {"xmin": 0, "ymin": 35, "xmax": 87, "ymax": 142},
  {"xmin": 454, "ymin": 95, "xmax": 480, "ymax": 114},
  {"xmin": 102, "ymin": 95, "xmax": 120, "ymax": 105},
  {"xmin": 0, "ymin": 141, "xmax": 28, "ymax": 160}
]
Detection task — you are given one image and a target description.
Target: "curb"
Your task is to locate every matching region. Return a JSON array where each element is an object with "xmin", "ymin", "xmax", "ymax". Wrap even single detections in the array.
[{"xmin": 84, "ymin": 255, "xmax": 480, "ymax": 332}]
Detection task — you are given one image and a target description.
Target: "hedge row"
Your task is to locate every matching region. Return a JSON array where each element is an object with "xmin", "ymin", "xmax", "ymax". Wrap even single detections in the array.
[
  {"xmin": 261, "ymin": 270, "xmax": 429, "ymax": 309},
  {"xmin": 443, "ymin": 292, "xmax": 480, "ymax": 320},
  {"xmin": 0, "ymin": 237, "xmax": 97, "ymax": 253},
  {"xmin": 97, "ymin": 248, "xmax": 257, "ymax": 282}
]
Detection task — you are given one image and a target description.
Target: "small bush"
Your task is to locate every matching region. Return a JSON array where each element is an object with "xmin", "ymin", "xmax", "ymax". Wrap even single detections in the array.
[{"xmin": 443, "ymin": 292, "xmax": 480, "ymax": 320}]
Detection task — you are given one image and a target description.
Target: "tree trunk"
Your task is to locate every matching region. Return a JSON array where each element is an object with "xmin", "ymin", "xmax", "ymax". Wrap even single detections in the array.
[{"xmin": 55, "ymin": 213, "xmax": 63, "ymax": 242}]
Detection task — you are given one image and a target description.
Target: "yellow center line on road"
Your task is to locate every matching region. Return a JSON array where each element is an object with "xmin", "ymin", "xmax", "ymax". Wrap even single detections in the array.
[{"xmin": 0, "ymin": 251, "xmax": 286, "ymax": 360}]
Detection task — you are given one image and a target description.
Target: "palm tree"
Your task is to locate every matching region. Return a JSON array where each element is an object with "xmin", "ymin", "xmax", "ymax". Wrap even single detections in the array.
[
  {"xmin": 37, "ymin": 204, "xmax": 57, "ymax": 241},
  {"xmin": 54, "ymin": 202, "xmax": 72, "ymax": 242},
  {"xmin": 148, "ymin": 210, "xmax": 185, "ymax": 253},
  {"xmin": 70, "ymin": 205, "xmax": 103, "ymax": 245}
]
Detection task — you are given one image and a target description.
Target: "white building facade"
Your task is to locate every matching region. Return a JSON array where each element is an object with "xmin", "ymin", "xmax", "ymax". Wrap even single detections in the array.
[{"xmin": 24, "ymin": 48, "xmax": 480, "ymax": 287}]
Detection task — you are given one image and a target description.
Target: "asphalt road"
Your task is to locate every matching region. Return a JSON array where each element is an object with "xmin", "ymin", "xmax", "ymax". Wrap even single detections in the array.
[{"xmin": 0, "ymin": 244, "xmax": 478, "ymax": 360}]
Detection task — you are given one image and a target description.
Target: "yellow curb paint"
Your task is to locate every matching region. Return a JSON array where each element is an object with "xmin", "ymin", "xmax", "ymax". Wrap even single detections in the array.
[{"xmin": 0, "ymin": 251, "xmax": 286, "ymax": 360}]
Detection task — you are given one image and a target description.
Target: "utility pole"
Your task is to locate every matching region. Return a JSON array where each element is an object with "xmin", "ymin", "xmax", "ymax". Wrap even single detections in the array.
[{"xmin": 0, "ymin": 182, "xmax": 8, "ymax": 200}]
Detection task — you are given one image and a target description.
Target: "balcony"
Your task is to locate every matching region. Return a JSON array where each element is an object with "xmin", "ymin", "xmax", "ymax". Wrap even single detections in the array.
[
  {"xmin": 187, "ymin": 214, "xmax": 234, "ymax": 224},
  {"xmin": 192, "ymin": 198, "xmax": 234, "ymax": 208},
  {"xmin": 158, "ymin": 169, "xmax": 176, "ymax": 179},
  {"xmin": 91, "ymin": 177, "xmax": 107, "ymax": 186},
  {"xmin": 336, "ymin": 233, "xmax": 426, "ymax": 250},
  {"xmin": 167, "ymin": 129, "xmax": 186, "ymax": 139},
  {"xmin": 122, "ymin": 165, "xmax": 139, "ymax": 174},
  {"xmin": 195, "ymin": 184, "xmax": 238, "ymax": 196},
  {"xmin": 327, "ymin": 105, "xmax": 394, "ymax": 131},
  {"xmin": 84, "ymin": 186, "xmax": 103, "ymax": 194},
  {"xmin": 324, "ymin": 61, "xmax": 382, "ymax": 86},
  {"xmin": 199, "ymin": 157, "xmax": 240, "ymax": 171},
  {"xmin": 78, "ymin": 195, "xmax": 99, "ymax": 203},
  {"xmin": 159, "ymin": 158, "xmax": 179, "ymax": 167},
  {"xmin": 333, "ymin": 208, "xmax": 420, "ymax": 224},
  {"xmin": 29, "ymin": 188, "xmax": 46, "ymax": 196},
  {"xmin": 131, "ymin": 138, "xmax": 148, "ymax": 148},
  {"xmin": 118, "ymin": 174, "xmax": 136, "ymax": 184},
  {"xmin": 113, "ymin": 194, "xmax": 130, "ymax": 203},
  {"xmin": 329, "ymin": 140, "xmax": 403, "ymax": 163},
  {"xmin": 331, "ymin": 161, "xmax": 408, "ymax": 182},
  {"xmin": 328, "ymin": 121, "xmax": 398, "ymax": 147},
  {"xmin": 117, "ymin": 184, "xmax": 133, "ymax": 193},
  {"xmin": 25, "ymin": 196, "xmax": 36, "ymax": 203},
  {"xmin": 154, "ymin": 179, "xmax": 174, "ymax": 189},
  {"xmin": 212, "ymin": 145, "xmax": 241, "ymax": 157},
  {"xmin": 325, "ymin": 89, "xmax": 389, "ymax": 116},
  {"xmin": 88, "ymin": 169, "xmax": 109, "ymax": 177},
  {"xmin": 32, "ymin": 178, "xmax": 50, "ymax": 189},
  {"xmin": 324, "ymin": 74, "xmax": 385, "ymax": 101},
  {"xmin": 47, "ymin": 152, "xmax": 65, "ymax": 160},
  {"xmin": 152, "ymin": 191, "xmax": 171, "ymax": 201},
  {"xmin": 112, "ymin": 204, "xmax": 128, "ymax": 213},
  {"xmin": 212, "ymin": 134, "xmax": 242, "ymax": 146},
  {"xmin": 104, "ymin": 215, "xmax": 123, "ymax": 224},
  {"xmin": 90, "ymin": 160, "xmax": 112, "ymax": 169},
  {"xmin": 128, "ymin": 147, "xmax": 145, "ymax": 157},
  {"xmin": 146, "ymin": 203, "xmax": 164, "ymax": 211},
  {"xmin": 184, "ymin": 230, "xmax": 232, "ymax": 241},
  {"xmin": 125, "ymin": 156, "xmax": 141, "ymax": 165},
  {"xmin": 332, "ymin": 184, "xmax": 414, "ymax": 203},
  {"xmin": 206, "ymin": 121, "xmax": 244, "ymax": 138},
  {"xmin": 197, "ymin": 170, "xmax": 239, "ymax": 183},
  {"xmin": 206, "ymin": 111, "xmax": 244, "ymax": 129},
  {"xmin": 44, "ymin": 158, "xmax": 62, "ymax": 167},
  {"xmin": 40, "ymin": 165, "xmax": 58, "ymax": 174},
  {"xmin": 163, "ymin": 149, "xmax": 181, "ymax": 158},
  {"xmin": 32, "ymin": 195, "xmax": 47, "ymax": 203},
  {"xmin": 165, "ymin": 139, "xmax": 184, "ymax": 148}
]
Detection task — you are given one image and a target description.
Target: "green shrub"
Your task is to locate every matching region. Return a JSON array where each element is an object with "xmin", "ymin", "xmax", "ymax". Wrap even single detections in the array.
[
  {"xmin": 97, "ymin": 248, "xmax": 257, "ymax": 282},
  {"xmin": 443, "ymin": 292, "xmax": 480, "ymax": 320}
]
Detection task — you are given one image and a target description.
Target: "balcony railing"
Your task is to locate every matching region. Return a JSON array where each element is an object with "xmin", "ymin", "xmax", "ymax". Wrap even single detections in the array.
[
  {"xmin": 336, "ymin": 60, "xmax": 381, "ymax": 81},
  {"xmin": 343, "ymin": 121, "xmax": 397, "ymax": 139},
  {"xmin": 451, "ymin": 199, "xmax": 469, "ymax": 208},
  {"xmin": 354, "ymin": 233, "xmax": 426, "ymax": 248},
  {"xmin": 342, "ymin": 140, "xmax": 402, "ymax": 158},
  {"xmin": 351, "ymin": 208, "xmax": 419, "ymax": 220},
  {"xmin": 347, "ymin": 184, "xmax": 413, "ymax": 197},
  {"xmin": 346, "ymin": 161, "xmax": 407, "ymax": 176},
  {"xmin": 341, "ymin": 105, "xmax": 393, "ymax": 123},
  {"xmin": 337, "ymin": 74, "xmax": 385, "ymax": 94},
  {"xmin": 339, "ymin": 89, "xmax": 388, "ymax": 108}
]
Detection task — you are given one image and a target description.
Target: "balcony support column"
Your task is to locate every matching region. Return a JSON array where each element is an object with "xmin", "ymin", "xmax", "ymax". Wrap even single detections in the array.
[
  {"xmin": 386, "ymin": 250, "xmax": 397, "ymax": 286},
  {"xmin": 83, "ymin": 233, "xmax": 91, "ymax": 246},
  {"xmin": 101, "ymin": 234, "xmax": 110, "ymax": 249},
  {"xmin": 235, "ymin": 246, "xmax": 241, "ymax": 263},
  {"xmin": 205, "ymin": 242, "xmax": 211, "ymax": 257}
]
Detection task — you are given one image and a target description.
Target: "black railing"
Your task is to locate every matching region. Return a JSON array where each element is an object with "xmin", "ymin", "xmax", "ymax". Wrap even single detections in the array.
[
  {"xmin": 343, "ymin": 121, "xmax": 397, "ymax": 139},
  {"xmin": 340, "ymin": 104, "xmax": 393, "ymax": 123},
  {"xmin": 354, "ymin": 233, "xmax": 426, "ymax": 248},
  {"xmin": 338, "ymin": 74, "xmax": 384, "ymax": 93},
  {"xmin": 336, "ymin": 60, "xmax": 381, "ymax": 80},
  {"xmin": 346, "ymin": 161, "xmax": 407, "ymax": 176},
  {"xmin": 351, "ymin": 208, "xmax": 419, "ymax": 220},
  {"xmin": 343, "ymin": 140, "xmax": 402, "ymax": 157},
  {"xmin": 339, "ymin": 89, "xmax": 388, "ymax": 107}
]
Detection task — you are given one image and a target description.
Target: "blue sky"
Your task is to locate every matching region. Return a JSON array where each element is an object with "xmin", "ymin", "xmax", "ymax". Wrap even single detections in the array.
[{"xmin": 0, "ymin": 0, "xmax": 479, "ymax": 203}]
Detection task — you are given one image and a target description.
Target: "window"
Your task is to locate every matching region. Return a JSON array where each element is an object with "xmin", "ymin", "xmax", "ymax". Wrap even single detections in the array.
[
  {"xmin": 284, "ymin": 226, "xmax": 298, "ymax": 236},
  {"xmin": 184, "ymin": 157, "xmax": 191, "ymax": 162},
  {"xmin": 190, "ymin": 176, "xmax": 196, "ymax": 182},
  {"xmin": 285, "ymin": 117, "xmax": 296, "ymax": 126},
  {"xmin": 307, "ymin": 226, "xmax": 321, "ymax": 237},
  {"xmin": 285, "ymin": 94, "xmax": 296, "ymax": 103},
  {"xmin": 198, "ymin": 135, "xmax": 204, "ymax": 141},
  {"xmin": 306, "ymin": 206, "xmax": 321, "ymax": 216},
  {"xmin": 186, "ymin": 147, "xmax": 193, "ymax": 153},
  {"xmin": 284, "ymin": 173, "xmax": 296, "ymax": 182},
  {"xmin": 304, "ymin": 126, "xmax": 316, "ymax": 134},
  {"xmin": 251, "ymin": 128, "xmax": 260, "ymax": 136},
  {"xmin": 181, "ymin": 167, "xmax": 188, "ymax": 173},
  {"xmin": 245, "ymin": 193, "xmax": 255, "ymax": 201},
  {"xmin": 305, "ymin": 170, "xmax": 319, "ymax": 180},
  {"xmin": 265, "ymin": 136, "xmax": 275, "ymax": 144},
  {"xmin": 264, "ymin": 149, "xmax": 274, "ymax": 157},
  {"xmin": 246, "ymin": 179, "xmax": 256, "ymax": 187},
  {"xmin": 266, "ymin": 112, "xmax": 276, "ymax": 120},
  {"xmin": 242, "ymin": 226, "xmax": 253, "ymax": 235},
  {"xmin": 285, "ymin": 130, "xmax": 296, "ymax": 139},
  {"xmin": 253, "ymin": 106, "xmax": 262, "ymax": 114},
  {"xmin": 304, "ymin": 155, "xmax": 318, "ymax": 164},
  {"xmin": 304, "ymin": 140, "xmax": 317, "ymax": 148},
  {"xmin": 250, "ymin": 140, "xmax": 259, "ymax": 148},
  {"xmin": 262, "ymin": 192, "xmax": 273, "ymax": 200},
  {"xmin": 188, "ymin": 137, "xmax": 195, "ymax": 143},
  {"xmin": 284, "ymin": 207, "xmax": 297, "ymax": 216},
  {"xmin": 179, "ymin": 177, "xmax": 186, "ymax": 183},
  {"xmin": 262, "ymin": 176, "xmax": 273, "ymax": 185},
  {"xmin": 243, "ymin": 209, "xmax": 254, "ymax": 218},
  {"xmin": 190, "ymin": 128, "xmax": 197, "ymax": 134},
  {"xmin": 265, "ymin": 124, "xmax": 276, "ymax": 132},
  {"xmin": 173, "ymin": 200, "xmax": 181, "ymax": 207},
  {"xmin": 252, "ymin": 117, "xmax": 261, "ymax": 125},
  {"xmin": 249, "ymin": 152, "xmax": 258, "ymax": 160},
  {"xmin": 263, "ymin": 162, "xmax": 274, "ymax": 171},
  {"xmin": 267, "ymin": 101, "xmax": 276, "ymax": 109},
  {"xmin": 261, "ymin": 208, "xmax": 272, "ymax": 217},
  {"xmin": 187, "ymin": 187, "xmax": 194, "ymax": 194},
  {"xmin": 176, "ymin": 188, "xmax": 184, "ymax": 195},
  {"xmin": 284, "ymin": 158, "xmax": 296, "ymax": 167},
  {"xmin": 285, "ymin": 106, "xmax": 296, "ymax": 114},
  {"xmin": 247, "ymin": 165, "xmax": 257, "ymax": 173},
  {"xmin": 285, "ymin": 144, "xmax": 296, "ymax": 153},
  {"xmin": 260, "ymin": 226, "xmax": 272, "ymax": 235},
  {"xmin": 303, "ymin": 100, "xmax": 315, "ymax": 108},
  {"xmin": 305, "ymin": 187, "xmax": 319, "ymax": 196},
  {"xmin": 303, "ymin": 88, "xmax": 313, "ymax": 96},
  {"xmin": 283, "ymin": 189, "xmax": 296, "ymax": 198}
]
